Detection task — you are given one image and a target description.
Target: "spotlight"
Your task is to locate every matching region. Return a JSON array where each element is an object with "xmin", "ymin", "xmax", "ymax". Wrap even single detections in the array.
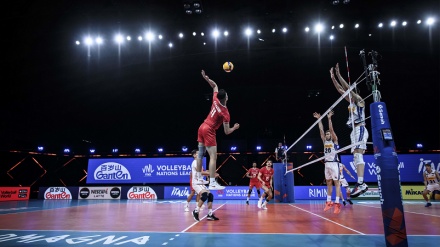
[
  {"xmin": 230, "ymin": 146, "xmax": 237, "ymax": 151},
  {"xmin": 75, "ymin": 41, "xmax": 80, "ymax": 45},
  {"xmin": 272, "ymin": 28, "xmax": 276, "ymax": 33},
  {"xmin": 245, "ymin": 28, "xmax": 252, "ymax": 36},
  {"xmin": 95, "ymin": 37, "xmax": 103, "ymax": 44},
  {"xmin": 224, "ymin": 31, "xmax": 229, "ymax": 36},
  {"xmin": 115, "ymin": 34, "xmax": 124, "ymax": 44},
  {"xmin": 84, "ymin": 37, "xmax": 93, "ymax": 46},
  {"xmin": 390, "ymin": 20, "xmax": 397, "ymax": 27},
  {"xmin": 332, "ymin": 0, "xmax": 339, "ymax": 5},
  {"xmin": 182, "ymin": 146, "xmax": 188, "ymax": 152},
  {"xmin": 402, "ymin": 21, "xmax": 407, "ymax": 26},
  {"xmin": 343, "ymin": 0, "xmax": 350, "ymax": 4},
  {"xmin": 158, "ymin": 148, "xmax": 164, "ymax": 152},
  {"xmin": 315, "ymin": 23, "xmax": 324, "ymax": 33},
  {"xmin": 63, "ymin": 148, "xmax": 70, "ymax": 153},
  {"xmin": 168, "ymin": 42, "xmax": 173, "ymax": 48},
  {"xmin": 282, "ymin": 27, "xmax": 287, "ymax": 33},
  {"xmin": 339, "ymin": 24, "xmax": 344, "ymax": 29},
  {"xmin": 305, "ymin": 27, "xmax": 310, "ymax": 32},
  {"xmin": 179, "ymin": 33, "xmax": 184, "ymax": 38},
  {"xmin": 90, "ymin": 149, "xmax": 96, "ymax": 154},
  {"xmin": 416, "ymin": 144, "xmax": 423, "ymax": 148},
  {"xmin": 37, "ymin": 146, "xmax": 44, "ymax": 151},
  {"xmin": 193, "ymin": 32, "xmax": 196, "ymax": 36},
  {"xmin": 126, "ymin": 36, "xmax": 131, "ymax": 41},
  {"xmin": 138, "ymin": 36, "xmax": 143, "ymax": 41},
  {"xmin": 330, "ymin": 35, "xmax": 334, "ymax": 40},
  {"xmin": 212, "ymin": 29, "xmax": 220, "ymax": 38},
  {"xmin": 426, "ymin": 17, "xmax": 435, "ymax": 26},
  {"xmin": 378, "ymin": 23, "xmax": 383, "ymax": 28},
  {"xmin": 134, "ymin": 148, "xmax": 141, "ymax": 153},
  {"xmin": 257, "ymin": 29, "xmax": 261, "ymax": 34},
  {"xmin": 256, "ymin": 146, "xmax": 262, "ymax": 151},
  {"xmin": 112, "ymin": 148, "xmax": 118, "ymax": 153},
  {"xmin": 417, "ymin": 20, "xmax": 422, "ymax": 24},
  {"xmin": 355, "ymin": 23, "xmax": 360, "ymax": 28},
  {"xmin": 158, "ymin": 34, "xmax": 163, "ymax": 39},
  {"xmin": 306, "ymin": 145, "xmax": 312, "ymax": 150},
  {"xmin": 201, "ymin": 32, "xmax": 204, "ymax": 36}
]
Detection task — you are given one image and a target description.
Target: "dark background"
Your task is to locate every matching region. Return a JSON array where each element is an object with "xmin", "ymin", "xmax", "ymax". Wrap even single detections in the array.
[{"xmin": 1, "ymin": 0, "xmax": 439, "ymax": 155}]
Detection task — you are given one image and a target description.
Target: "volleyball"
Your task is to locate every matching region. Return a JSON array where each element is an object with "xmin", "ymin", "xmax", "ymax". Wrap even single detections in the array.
[{"xmin": 223, "ymin": 62, "xmax": 234, "ymax": 72}]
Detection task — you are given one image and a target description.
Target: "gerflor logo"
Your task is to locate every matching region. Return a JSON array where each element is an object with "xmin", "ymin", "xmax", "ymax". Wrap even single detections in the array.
[
  {"xmin": 94, "ymin": 162, "xmax": 131, "ymax": 180},
  {"xmin": 142, "ymin": 164, "xmax": 154, "ymax": 177},
  {"xmin": 378, "ymin": 104, "xmax": 385, "ymax": 125}
]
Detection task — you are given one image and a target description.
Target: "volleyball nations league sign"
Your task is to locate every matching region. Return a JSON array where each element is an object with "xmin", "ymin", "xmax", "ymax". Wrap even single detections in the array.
[{"xmin": 86, "ymin": 157, "xmax": 205, "ymax": 184}]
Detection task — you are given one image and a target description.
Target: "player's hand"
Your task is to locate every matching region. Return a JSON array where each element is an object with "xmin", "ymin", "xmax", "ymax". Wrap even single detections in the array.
[
  {"xmin": 335, "ymin": 63, "xmax": 340, "ymax": 74},
  {"xmin": 327, "ymin": 110, "xmax": 334, "ymax": 118},
  {"xmin": 313, "ymin": 112, "xmax": 321, "ymax": 119},
  {"xmin": 233, "ymin": 123, "xmax": 240, "ymax": 130},
  {"xmin": 330, "ymin": 68, "xmax": 334, "ymax": 78}
]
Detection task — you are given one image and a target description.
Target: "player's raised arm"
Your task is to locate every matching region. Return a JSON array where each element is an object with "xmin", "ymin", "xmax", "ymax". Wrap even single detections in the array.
[
  {"xmin": 313, "ymin": 112, "xmax": 325, "ymax": 142},
  {"xmin": 327, "ymin": 110, "xmax": 338, "ymax": 144},
  {"xmin": 201, "ymin": 70, "xmax": 218, "ymax": 93}
]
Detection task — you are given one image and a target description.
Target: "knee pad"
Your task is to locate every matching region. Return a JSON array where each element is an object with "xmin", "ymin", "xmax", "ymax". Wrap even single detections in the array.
[
  {"xmin": 200, "ymin": 192, "xmax": 208, "ymax": 202},
  {"xmin": 353, "ymin": 153, "xmax": 364, "ymax": 167},
  {"xmin": 198, "ymin": 145, "xmax": 206, "ymax": 159},
  {"xmin": 248, "ymin": 189, "xmax": 253, "ymax": 194},
  {"xmin": 207, "ymin": 193, "xmax": 214, "ymax": 202}
]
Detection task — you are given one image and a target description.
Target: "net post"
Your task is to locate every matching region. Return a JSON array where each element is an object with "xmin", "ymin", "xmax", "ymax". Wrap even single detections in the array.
[{"xmin": 366, "ymin": 49, "xmax": 408, "ymax": 247}]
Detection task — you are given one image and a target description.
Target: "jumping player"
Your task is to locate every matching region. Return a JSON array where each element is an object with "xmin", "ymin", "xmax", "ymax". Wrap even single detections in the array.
[
  {"xmin": 245, "ymin": 161, "xmax": 261, "ymax": 205},
  {"xmin": 195, "ymin": 70, "xmax": 240, "ymax": 190},
  {"xmin": 314, "ymin": 110, "xmax": 342, "ymax": 214},
  {"xmin": 330, "ymin": 63, "xmax": 369, "ymax": 198}
]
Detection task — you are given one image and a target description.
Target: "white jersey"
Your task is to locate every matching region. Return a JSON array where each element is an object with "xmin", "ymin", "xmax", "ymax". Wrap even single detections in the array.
[
  {"xmin": 347, "ymin": 102, "xmax": 366, "ymax": 128},
  {"xmin": 324, "ymin": 140, "xmax": 339, "ymax": 162},
  {"xmin": 425, "ymin": 170, "xmax": 439, "ymax": 185}
]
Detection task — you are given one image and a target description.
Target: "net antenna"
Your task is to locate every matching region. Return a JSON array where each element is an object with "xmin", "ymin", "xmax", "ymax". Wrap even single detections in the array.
[{"xmin": 360, "ymin": 49, "xmax": 381, "ymax": 102}]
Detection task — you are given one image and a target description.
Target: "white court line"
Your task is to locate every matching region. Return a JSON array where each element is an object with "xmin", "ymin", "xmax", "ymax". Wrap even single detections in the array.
[
  {"xmin": 289, "ymin": 204, "xmax": 366, "ymax": 235},
  {"xmin": 180, "ymin": 203, "xmax": 227, "ymax": 233},
  {"xmin": 356, "ymin": 203, "xmax": 440, "ymax": 218}
]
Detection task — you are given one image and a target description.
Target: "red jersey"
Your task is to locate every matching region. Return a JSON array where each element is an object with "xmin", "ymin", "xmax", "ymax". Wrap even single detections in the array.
[
  {"xmin": 259, "ymin": 166, "xmax": 274, "ymax": 187},
  {"xmin": 248, "ymin": 168, "xmax": 260, "ymax": 183},
  {"xmin": 203, "ymin": 92, "xmax": 230, "ymax": 130}
]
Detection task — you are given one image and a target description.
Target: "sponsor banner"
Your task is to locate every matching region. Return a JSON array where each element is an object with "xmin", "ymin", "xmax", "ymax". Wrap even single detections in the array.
[
  {"xmin": 294, "ymin": 186, "xmax": 379, "ymax": 200},
  {"xmin": 41, "ymin": 187, "xmax": 73, "ymax": 200},
  {"xmin": 0, "ymin": 187, "xmax": 30, "ymax": 201},
  {"xmin": 78, "ymin": 187, "xmax": 121, "ymax": 200},
  {"xmin": 126, "ymin": 186, "xmax": 157, "ymax": 200},
  {"xmin": 401, "ymin": 185, "xmax": 425, "ymax": 200},
  {"xmin": 163, "ymin": 186, "xmax": 260, "ymax": 200},
  {"xmin": 340, "ymin": 153, "xmax": 440, "ymax": 183},
  {"xmin": 86, "ymin": 157, "xmax": 206, "ymax": 184}
]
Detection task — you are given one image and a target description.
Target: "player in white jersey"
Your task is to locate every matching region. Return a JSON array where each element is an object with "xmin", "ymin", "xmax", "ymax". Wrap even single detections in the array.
[
  {"xmin": 422, "ymin": 163, "xmax": 440, "ymax": 207},
  {"xmin": 338, "ymin": 163, "xmax": 355, "ymax": 205},
  {"xmin": 185, "ymin": 149, "xmax": 210, "ymax": 212},
  {"xmin": 314, "ymin": 110, "xmax": 342, "ymax": 214},
  {"xmin": 191, "ymin": 150, "xmax": 220, "ymax": 221},
  {"xmin": 330, "ymin": 63, "xmax": 369, "ymax": 198}
]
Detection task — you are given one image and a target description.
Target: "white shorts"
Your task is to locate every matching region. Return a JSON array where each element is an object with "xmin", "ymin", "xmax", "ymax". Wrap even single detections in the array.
[
  {"xmin": 351, "ymin": 125, "xmax": 369, "ymax": 152},
  {"xmin": 325, "ymin": 162, "xmax": 340, "ymax": 181},
  {"xmin": 339, "ymin": 178, "xmax": 349, "ymax": 187},
  {"xmin": 427, "ymin": 183, "xmax": 440, "ymax": 192},
  {"xmin": 192, "ymin": 181, "xmax": 209, "ymax": 195}
]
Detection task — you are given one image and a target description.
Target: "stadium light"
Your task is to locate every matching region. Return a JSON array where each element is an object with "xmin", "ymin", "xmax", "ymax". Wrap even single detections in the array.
[
  {"xmin": 182, "ymin": 146, "xmax": 188, "ymax": 152},
  {"xmin": 158, "ymin": 148, "xmax": 164, "ymax": 152},
  {"xmin": 339, "ymin": 24, "xmax": 344, "ymax": 29},
  {"xmin": 179, "ymin": 33, "xmax": 184, "ymax": 38},
  {"xmin": 417, "ymin": 20, "xmax": 422, "ymax": 24},
  {"xmin": 138, "ymin": 36, "xmax": 143, "ymax": 41},
  {"xmin": 256, "ymin": 146, "xmax": 262, "ymax": 151},
  {"xmin": 416, "ymin": 144, "xmax": 423, "ymax": 149},
  {"xmin": 402, "ymin": 21, "xmax": 407, "ymax": 26},
  {"xmin": 95, "ymin": 37, "xmax": 103, "ymax": 44},
  {"xmin": 89, "ymin": 149, "xmax": 96, "ymax": 154},
  {"xmin": 37, "ymin": 146, "xmax": 44, "ymax": 151},
  {"xmin": 230, "ymin": 146, "xmax": 237, "ymax": 151},
  {"xmin": 245, "ymin": 28, "xmax": 252, "ymax": 36},
  {"xmin": 282, "ymin": 27, "xmax": 287, "ymax": 33},
  {"xmin": 390, "ymin": 20, "xmax": 397, "ymax": 27},
  {"xmin": 212, "ymin": 29, "xmax": 220, "ymax": 38},
  {"xmin": 134, "ymin": 148, "xmax": 141, "ymax": 153},
  {"xmin": 112, "ymin": 148, "xmax": 118, "ymax": 153},
  {"xmin": 426, "ymin": 17, "xmax": 435, "ymax": 26},
  {"xmin": 378, "ymin": 23, "xmax": 383, "ymax": 28},
  {"xmin": 305, "ymin": 27, "xmax": 310, "ymax": 32},
  {"xmin": 64, "ymin": 148, "xmax": 70, "ymax": 153},
  {"xmin": 84, "ymin": 37, "xmax": 93, "ymax": 46},
  {"xmin": 315, "ymin": 23, "xmax": 324, "ymax": 33},
  {"xmin": 115, "ymin": 34, "xmax": 124, "ymax": 44},
  {"xmin": 224, "ymin": 31, "xmax": 229, "ymax": 37},
  {"xmin": 355, "ymin": 23, "xmax": 359, "ymax": 28}
]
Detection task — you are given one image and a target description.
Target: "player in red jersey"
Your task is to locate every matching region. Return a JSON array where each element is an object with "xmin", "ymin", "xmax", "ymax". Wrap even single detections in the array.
[
  {"xmin": 257, "ymin": 160, "xmax": 274, "ymax": 210},
  {"xmin": 245, "ymin": 161, "xmax": 261, "ymax": 205},
  {"xmin": 195, "ymin": 70, "xmax": 240, "ymax": 190}
]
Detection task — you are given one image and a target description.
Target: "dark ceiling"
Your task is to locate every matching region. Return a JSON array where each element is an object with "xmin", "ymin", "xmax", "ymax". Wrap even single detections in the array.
[{"xmin": 2, "ymin": 0, "xmax": 439, "ymax": 153}]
